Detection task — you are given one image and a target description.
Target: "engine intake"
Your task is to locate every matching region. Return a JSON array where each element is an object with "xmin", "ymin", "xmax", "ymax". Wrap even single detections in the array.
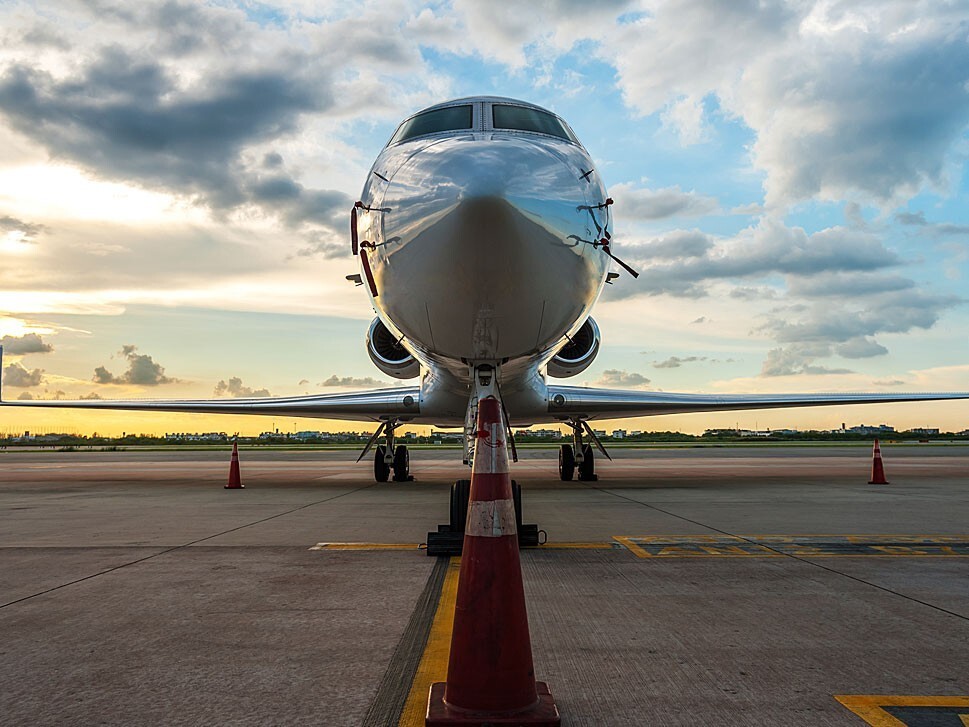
[
  {"xmin": 547, "ymin": 317, "xmax": 600, "ymax": 378},
  {"xmin": 367, "ymin": 318, "xmax": 420, "ymax": 379}
]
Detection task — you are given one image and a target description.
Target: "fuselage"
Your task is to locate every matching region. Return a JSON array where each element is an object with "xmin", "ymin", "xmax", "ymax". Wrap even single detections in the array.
[{"xmin": 356, "ymin": 97, "xmax": 611, "ymax": 424}]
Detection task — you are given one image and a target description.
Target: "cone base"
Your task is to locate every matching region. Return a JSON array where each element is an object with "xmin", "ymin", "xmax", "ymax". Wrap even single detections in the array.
[
  {"xmin": 426, "ymin": 681, "xmax": 560, "ymax": 726},
  {"xmin": 868, "ymin": 479, "xmax": 889, "ymax": 485},
  {"xmin": 224, "ymin": 484, "xmax": 244, "ymax": 489}
]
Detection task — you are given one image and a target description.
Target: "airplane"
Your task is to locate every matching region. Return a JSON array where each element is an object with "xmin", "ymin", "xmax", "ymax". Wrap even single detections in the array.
[{"xmin": 2, "ymin": 95, "xmax": 967, "ymax": 513}]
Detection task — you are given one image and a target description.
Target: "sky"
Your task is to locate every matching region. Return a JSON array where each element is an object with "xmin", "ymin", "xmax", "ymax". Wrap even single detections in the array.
[{"xmin": 0, "ymin": 0, "xmax": 967, "ymax": 437}]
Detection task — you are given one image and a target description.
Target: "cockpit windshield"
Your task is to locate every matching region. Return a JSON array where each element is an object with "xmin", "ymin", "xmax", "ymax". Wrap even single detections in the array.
[
  {"xmin": 492, "ymin": 104, "xmax": 575, "ymax": 142},
  {"xmin": 390, "ymin": 105, "xmax": 473, "ymax": 144}
]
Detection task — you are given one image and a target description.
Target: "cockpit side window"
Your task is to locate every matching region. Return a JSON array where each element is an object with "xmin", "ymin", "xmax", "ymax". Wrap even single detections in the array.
[
  {"xmin": 492, "ymin": 104, "xmax": 575, "ymax": 142},
  {"xmin": 390, "ymin": 105, "xmax": 474, "ymax": 144}
]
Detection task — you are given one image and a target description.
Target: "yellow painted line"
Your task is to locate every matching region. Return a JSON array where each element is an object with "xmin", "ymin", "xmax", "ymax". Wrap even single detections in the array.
[
  {"xmin": 399, "ymin": 557, "xmax": 461, "ymax": 727},
  {"xmin": 308, "ymin": 543, "xmax": 419, "ymax": 551},
  {"xmin": 961, "ymin": 715, "xmax": 969, "ymax": 727},
  {"xmin": 531, "ymin": 542, "xmax": 615, "ymax": 549},
  {"xmin": 835, "ymin": 695, "xmax": 969, "ymax": 726},
  {"xmin": 613, "ymin": 535, "xmax": 650, "ymax": 558}
]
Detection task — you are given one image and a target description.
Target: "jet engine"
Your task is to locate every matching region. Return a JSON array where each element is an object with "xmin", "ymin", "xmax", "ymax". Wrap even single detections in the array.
[
  {"xmin": 547, "ymin": 317, "xmax": 600, "ymax": 378},
  {"xmin": 367, "ymin": 318, "xmax": 420, "ymax": 379}
]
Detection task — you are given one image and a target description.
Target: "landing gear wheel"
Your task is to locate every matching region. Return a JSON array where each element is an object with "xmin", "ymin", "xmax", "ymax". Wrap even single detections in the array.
[
  {"xmin": 558, "ymin": 444, "xmax": 575, "ymax": 481},
  {"xmin": 512, "ymin": 480, "xmax": 522, "ymax": 528},
  {"xmin": 392, "ymin": 445, "xmax": 410, "ymax": 482},
  {"xmin": 449, "ymin": 479, "xmax": 471, "ymax": 531},
  {"xmin": 578, "ymin": 444, "xmax": 597, "ymax": 481},
  {"xmin": 374, "ymin": 445, "xmax": 390, "ymax": 482}
]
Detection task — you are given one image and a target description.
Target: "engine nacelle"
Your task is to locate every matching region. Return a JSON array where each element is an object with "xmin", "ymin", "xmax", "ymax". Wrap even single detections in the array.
[
  {"xmin": 367, "ymin": 318, "xmax": 420, "ymax": 379},
  {"xmin": 547, "ymin": 317, "xmax": 600, "ymax": 378}
]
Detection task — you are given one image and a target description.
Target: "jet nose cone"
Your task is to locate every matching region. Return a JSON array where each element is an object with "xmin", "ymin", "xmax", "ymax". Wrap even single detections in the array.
[{"xmin": 373, "ymin": 135, "xmax": 609, "ymax": 361}]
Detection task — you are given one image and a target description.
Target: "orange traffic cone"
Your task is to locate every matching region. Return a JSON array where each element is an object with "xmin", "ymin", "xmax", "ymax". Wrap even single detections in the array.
[
  {"xmin": 868, "ymin": 438, "xmax": 888, "ymax": 485},
  {"xmin": 426, "ymin": 396, "xmax": 559, "ymax": 726},
  {"xmin": 225, "ymin": 441, "xmax": 244, "ymax": 489}
]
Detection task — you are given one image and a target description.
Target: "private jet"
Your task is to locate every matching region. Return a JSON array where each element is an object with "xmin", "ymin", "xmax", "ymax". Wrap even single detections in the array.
[{"xmin": 3, "ymin": 96, "xmax": 966, "ymax": 514}]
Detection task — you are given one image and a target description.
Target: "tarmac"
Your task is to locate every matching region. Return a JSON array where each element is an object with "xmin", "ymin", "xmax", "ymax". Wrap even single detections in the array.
[{"xmin": 1, "ymin": 444, "xmax": 967, "ymax": 726}]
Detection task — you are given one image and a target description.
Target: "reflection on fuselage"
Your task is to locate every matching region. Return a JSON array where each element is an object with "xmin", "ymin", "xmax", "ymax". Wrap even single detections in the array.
[{"xmin": 359, "ymin": 133, "xmax": 609, "ymax": 369}]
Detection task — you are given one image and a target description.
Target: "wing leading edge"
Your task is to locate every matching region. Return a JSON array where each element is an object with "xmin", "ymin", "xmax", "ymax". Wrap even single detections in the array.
[
  {"xmin": 0, "ymin": 386, "xmax": 420, "ymax": 422},
  {"xmin": 0, "ymin": 347, "xmax": 418, "ymax": 423},
  {"xmin": 548, "ymin": 385, "xmax": 969, "ymax": 421}
]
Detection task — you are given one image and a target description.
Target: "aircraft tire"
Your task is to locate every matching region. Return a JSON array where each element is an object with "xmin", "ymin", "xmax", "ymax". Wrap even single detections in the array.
[
  {"xmin": 392, "ymin": 445, "xmax": 410, "ymax": 481},
  {"xmin": 374, "ymin": 445, "xmax": 390, "ymax": 482},
  {"xmin": 512, "ymin": 480, "xmax": 522, "ymax": 528},
  {"xmin": 578, "ymin": 444, "xmax": 597, "ymax": 481},
  {"xmin": 449, "ymin": 479, "xmax": 471, "ymax": 531},
  {"xmin": 559, "ymin": 444, "xmax": 575, "ymax": 481}
]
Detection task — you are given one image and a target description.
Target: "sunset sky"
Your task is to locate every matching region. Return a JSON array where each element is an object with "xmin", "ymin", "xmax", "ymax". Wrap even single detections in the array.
[{"xmin": 1, "ymin": 0, "xmax": 967, "ymax": 436}]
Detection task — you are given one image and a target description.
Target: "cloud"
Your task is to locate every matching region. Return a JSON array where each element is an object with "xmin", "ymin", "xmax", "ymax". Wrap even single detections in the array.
[
  {"xmin": 624, "ymin": 230, "xmax": 714, "ymax": 260},
  {"xmin": 603, "ymin": 2, "xmax": 969, "ymax": 206},
  {"xmin": 690, "ymin": 316, "xmax": 707, "ymax": 324},
  {"xmin": 653, "ymin": 356, "xmax": 706, "ymax": 369},
  {"xmin": 0, "ymin": 6, "xmax": 370, "ymax": 256},
  {"xmin": 754, "ymin": 284, "xmax": 958, "ymax": 375},
  {"xmin": 786, "ymin": 272, "xmax": 915, "ymax": 298},
  {"xmin": 425, "ymin": 0, "xmax": 636, "ymax": 67},
  {"xmin": 873, "ymin": 378, "xmax": 906, "ymax": 387},
  {"xmin": 611, "ymin": 183, "xmax": 718, "ymax": 220},
  {"xmin": 895, "ymin": 211, "xmax": 927, "ymax": 226},
  {"xmin": 0, "ymin": 332, "xmax": 53, "ymax": 355},
  {"xmin": 611, "ymin": 218, "xmax": 900, "ymax": 298},
  {"xmin": 834, "ymin": 337, "xmax": 889, "ymax": 359},
  {"xmin": 760, "ymin": 345, "xmax": 853, "ymax": 377},
  {"xmin": 759, "ymin": 289, "xmax": 960, "ymax": 346},
  {"xmin": 213, "ymin": 376, "xmax": 270, "ymax": 397},
  {"xmin": 592, "ymin": 369, "xmax": 652, "ymax": 388},
  {"xmin": 319, "ymin": 375, "xmax": 389, "ymax": 388},
  {"xmin": 93, "ymin": 345, "xmax": 175, "ymax": 386},
  {"xmin": 0, "ymin": 215, "xmax": 47, "ymax": 242},
  {"xmin": 3, "ymin": 362, "xmax": 44, "ymax": 387}
]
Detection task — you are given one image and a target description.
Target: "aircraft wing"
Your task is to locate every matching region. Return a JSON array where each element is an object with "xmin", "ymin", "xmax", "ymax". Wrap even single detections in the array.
[
  {"xmin": 0, "ymin": 387, "xmax": 420, "ymax": 422},
  {"xmin": 0, "ymin": 348, "xmax": 418, "ymax": 423},
  {"xmin": 547, "ymin": 385, "xmax": 969, "ymax": 421}
]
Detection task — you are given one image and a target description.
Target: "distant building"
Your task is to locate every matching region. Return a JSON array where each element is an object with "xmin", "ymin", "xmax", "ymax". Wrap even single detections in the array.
[
  {"xmin": 611, "ymin": 429, "xmax": 627, "ymax": 439},
  {"xmin": 848, "ymin": 424, "xmax": 895, "ymax": 435},
  {"xmin": 907, "ymin": 428, "xmax": 940, "ymax": 436}
]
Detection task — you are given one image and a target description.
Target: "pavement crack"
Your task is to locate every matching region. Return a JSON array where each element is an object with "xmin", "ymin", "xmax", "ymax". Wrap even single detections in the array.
[
  {"xmin": 0, "ymin": 484, "xmax": 374, "ymax": 610},
  {"xmin": 585, "ymin": 483, "xmax": 969, "ymax": 624}
]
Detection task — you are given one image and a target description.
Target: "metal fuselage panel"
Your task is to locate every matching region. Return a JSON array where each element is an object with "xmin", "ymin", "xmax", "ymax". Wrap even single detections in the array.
[{"xmin": 356, "ymin": 110, "xmax": 610, "ymax": 425}]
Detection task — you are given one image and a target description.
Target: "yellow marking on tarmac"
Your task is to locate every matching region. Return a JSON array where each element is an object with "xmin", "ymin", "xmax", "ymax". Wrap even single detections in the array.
[
  {"xmin": 530, "ymin": 542, "xmax": 616, "ymax": 549},
  {"xmin": 310, "ymin": 541, "xmax": 620, "ymax": 552},
  {"xmin": 399, "ymin": 557, "xmax": 461, "ymax": 727},
  {"xmin": 835, "ymin": 695, "xmax": 969, "ymax": 726},
  {"xmin": 613, "ymin": 535, "xmax": 650, "ymax": 558},
  {"xmin": 308, "ymin": 542, "xmax": 420, "ymax": 551},
  {"xmin": 616, "ymin": 535, "xmax": 969, "ymax": 558}
]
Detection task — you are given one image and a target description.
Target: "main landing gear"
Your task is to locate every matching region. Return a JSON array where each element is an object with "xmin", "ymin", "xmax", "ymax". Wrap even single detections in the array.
[
  {"xmin": 373, "ymin": 443, "xmax": 410, "ymax": 483},
  {"xmin": 359, "ymin": 419, "xmax": 413, "ymax": 483},
  {"xmin": 559, "ymin": 420, "xmax": 611, "ymax": 481}
]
